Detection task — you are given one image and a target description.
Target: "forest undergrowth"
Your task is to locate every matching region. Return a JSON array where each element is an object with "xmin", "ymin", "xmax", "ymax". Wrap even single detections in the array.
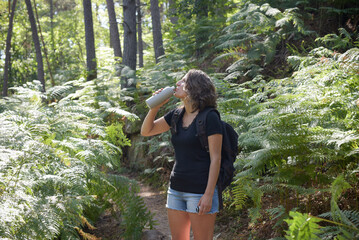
[
  {"xmin": 1, "ymin": 0, "xmax": 359, "ymax": 239},
  {"xmin": 130, "ymin": 46, "xmax": 359, "ymax": 239}
]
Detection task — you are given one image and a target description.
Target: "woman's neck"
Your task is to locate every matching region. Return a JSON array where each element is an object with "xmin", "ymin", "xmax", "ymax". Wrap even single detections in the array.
[{"xmin": 183, "ymin": 99, "xmax": 197, "ymax": 114}]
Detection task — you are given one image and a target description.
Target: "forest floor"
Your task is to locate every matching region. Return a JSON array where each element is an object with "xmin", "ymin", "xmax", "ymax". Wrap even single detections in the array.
[
  {"xmin": 137, "ymin": 180, "xmax": 172, "ymax": 239},
  {"xmin": 83, "ymin": 175, "xmax": 359, "ymax": 240},
  {"xmin": 88, "ymin": 173, "xmax": 243, "ymax": 239}
]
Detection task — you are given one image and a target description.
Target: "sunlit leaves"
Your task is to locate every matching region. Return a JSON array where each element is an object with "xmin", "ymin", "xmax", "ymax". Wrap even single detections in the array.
[{"xmin": 0, "ymin": 78, "xmax": 152, "ymax": 239}]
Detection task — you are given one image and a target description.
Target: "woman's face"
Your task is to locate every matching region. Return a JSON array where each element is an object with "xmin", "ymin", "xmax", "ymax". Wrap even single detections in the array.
[{"xmin": 174, "ymin": 76, "xmax": 188, "ymax": 99}]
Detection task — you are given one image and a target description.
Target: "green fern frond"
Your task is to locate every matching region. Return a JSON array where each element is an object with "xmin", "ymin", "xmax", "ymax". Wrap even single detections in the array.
[
  {"xmin": 231, "ymin": 179, "xmax": 248, "ymax": 210},
  {"xmin": 0, "ymin": 76, "xmax": 153, "ymax": 239},
  {"xmin": 285, "ymin": 211, "xmax": 322, "ymax": 240},
  {"xmin": 212, "ymin": 51, "xmax": 246, "ymax": 62},
  {"xmin": 261, "ymin": 4, "xmax": 281, "ymax": 17},
  {"xmin": 106, "ymin": 107, "xmax": 139, "ymax": 121},
  {"xmin": 47, "ymin": 85, "xmax": 74, "ymax": 100}
]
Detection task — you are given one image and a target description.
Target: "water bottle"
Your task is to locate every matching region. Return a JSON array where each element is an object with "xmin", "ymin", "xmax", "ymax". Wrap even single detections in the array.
[{"xmin": 146, "ymin": 86, "xmax": 175, "ymax": 108}]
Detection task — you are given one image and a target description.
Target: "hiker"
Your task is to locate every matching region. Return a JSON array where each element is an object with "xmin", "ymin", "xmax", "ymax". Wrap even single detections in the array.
[{"xmin": 141, "ymin": 69, "xmax": 222, "ymax": 240}]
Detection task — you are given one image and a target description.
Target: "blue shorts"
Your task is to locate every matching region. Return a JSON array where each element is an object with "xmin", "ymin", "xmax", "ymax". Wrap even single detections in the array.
[{"xmin": 166, "ymin": 187, "xmax": 219, "ymax": 214}]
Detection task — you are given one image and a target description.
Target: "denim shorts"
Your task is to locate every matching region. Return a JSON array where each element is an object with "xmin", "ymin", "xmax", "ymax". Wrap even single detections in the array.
[{"xmin": 166, "ymin": 187, "xmax": 219, "ymax": 214}]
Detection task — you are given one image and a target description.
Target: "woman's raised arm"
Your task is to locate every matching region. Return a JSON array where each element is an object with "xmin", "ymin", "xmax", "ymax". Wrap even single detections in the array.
[{"xmin": 141, "ymin": 108, "xmax": 170, "ymax": 136}]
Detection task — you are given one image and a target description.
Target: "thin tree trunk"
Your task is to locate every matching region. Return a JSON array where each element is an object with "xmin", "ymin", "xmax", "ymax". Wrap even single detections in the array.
[
  {"xmin": 194, "ymin": 0, "xmax": 208, "ymax": 57},
  {"xmin": 137, "ymin": 0, "xmax": 143, "ymax": 68},
  {"xmin": 3, "ymin": 0, "xmax": 17, "ymax": 97},
  {"xmin": 50, "ymin": 0, "xmax": 54, "ymax": 53},
  {"xmin": 25, "ymin": 0, "xmax": 45, "ymax": 91},
  {"xmin": 122, "ymin": 0, "xmax": 137, "ymax": 87},
  {"xmin": 8, "ymin": 0, "xmax": 10, "ymax": 17},
  {"xmin": 83, "ymin": 0, "xmax": 97, "ymax": 81},
  {"xmin": 150, "ymin": 0, "xmax": 164, "ymax": 63},
  {"xmin": 33, "ymin": 0, "xmax": 55, "ymax": 87},
  {"xmin": 106, "ymin": 0, "xmax": 122, "ymax": 61}
]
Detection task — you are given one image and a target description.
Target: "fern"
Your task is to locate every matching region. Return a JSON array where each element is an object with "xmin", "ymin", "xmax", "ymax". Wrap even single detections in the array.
[
  {"xmin": 267, "ymin": 205, "xmax": 300, "ymax": 229},
  {"xmin": 315, "ymin": 28, "xmax": 359, "ymax": 51},
  {"xmin": 223, "ymin": 46, "xmax": 359, "ymax": 236},
  {"xmin": 214, "ymin": 2, "xmax": 312, "ymax": 82},
  {"xmin": 285, "ymin": 211, "xmax": 322, "ymax": 240},
  {"xmin": 231, "ymin": 178, "xmax": 248, "ymax": 210},
  {"xmin": 0, "ymin": 78, "xmax": 153, "ymax": 239}
]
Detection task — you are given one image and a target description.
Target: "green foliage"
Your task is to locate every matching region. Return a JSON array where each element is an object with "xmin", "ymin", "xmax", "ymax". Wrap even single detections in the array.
[
  {"xmin": 234, "ymin": 46, "xmax": 359, "ymax": 178},
  {"xmin": 285, "ymin": 211, "xmax": 322, "ymax": 240},
  {"xmin": 2, "ymin": 0, "xmax": 359, "ymax": 238},
  {"xmin": 165, "ymin": 0, "xmax": 235, "ymax": 59},
  {"xmin": 231, "ymin": 179, "xmax": 248, "ymax": 210},
  {"xmin": 219, "ymin": 46, "xmax": 359, "ymax": 237},
  {"xmin": 0, "ymin": 78, "xmax": 153, "ymax": 239},
  {"xmin": 330, "ymin": 176, "xmax": 352, "ymax": 224},
  {"xmin": 230, "ymin": 177, "xmax": 263, "ymax": 223},
  {"xmin": 105, "ymin": 123, "xmax": 131, "ymax": 150},
  {"xmin": 214, "ymin": 2, "xmax": 313, "ymax": 82},
  {"xmin": 315, "ymin": 28, "xmax": 359, "ymax": 51},
  {"xmin": 283, "ymin": 176, "xmax": 359, "ymax": 240},
  {"xmin": 267, "ymin": 205, "xmax": 299, "ymax": 230},
  {"xmin": 88, "ymin": 173, "xmax": 155, "ymax": 239},
  {"xmin": 315, "ymin": 176, "xmax": 359, "ymax": 239}
]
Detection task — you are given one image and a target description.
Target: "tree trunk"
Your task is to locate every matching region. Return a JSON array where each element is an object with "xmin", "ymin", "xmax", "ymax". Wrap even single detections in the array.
[
  {"xmin": 194, "ymin": 0, "xmax": 208, "ymax": 57},
  {"xmin": 83, "ymin": 0, "xmax": 97, "ymax": 81},
  {"xmin": 122, "ymin": 0, "xmax": 137, "ymax": 87},
  {"xmin": 150, "ymin": 0, "xmax": 164, "ymax": 63},
  {"xmin": 33, "ymin": 0, "xmax": 55, "ymax": 87},
  {"xmin": 7, "ymin": 0, "xmax": 10, "ymax": 17},
  {"xmin": 25, "ymin": 0, "xmax": 45, "ymax": 91},
  {"xmin": 106, "ymin": 0, "xmax": 122, "ymax": 61},
  {"xmin": 137, "ymin": 0, "xmax": 144, "ymax": 68},
  {"xmin": 3, "ymin": 0, "xmax": 17, "ymax": 97},
  {"xmin": 50, "ymin": 0, "xmax": 54, "ymax": 53}
]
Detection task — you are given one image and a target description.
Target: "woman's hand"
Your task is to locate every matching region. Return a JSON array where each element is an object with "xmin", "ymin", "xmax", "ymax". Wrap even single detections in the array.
[
  {"xmin": 141, "ymin": 88, "xmax": 171, "ymax": 136},
  {"xmin": 197, "ymin": 193, "xmax": 213, "ymax": 215}
]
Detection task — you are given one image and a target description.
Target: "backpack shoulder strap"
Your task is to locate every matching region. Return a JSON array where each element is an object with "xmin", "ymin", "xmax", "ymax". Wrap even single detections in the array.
[
  {"xmin": 170, "ymin": 107, "xmax": 185, "ymax": 135},
  {"xmin": 196, "ymin": 107, "xmax": 220, "ymax": 152}
]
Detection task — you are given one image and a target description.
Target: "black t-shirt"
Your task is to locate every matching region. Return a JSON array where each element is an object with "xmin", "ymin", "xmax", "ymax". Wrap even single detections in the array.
[{"xmin": 164, "ymin": 108, "xmax": 222, "ymax": 194}]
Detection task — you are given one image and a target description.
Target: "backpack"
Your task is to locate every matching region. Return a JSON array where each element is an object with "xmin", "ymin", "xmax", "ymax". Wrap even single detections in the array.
[{"xmin": 170, "ymin": 107, "xmax": 239, "ymax": 209}]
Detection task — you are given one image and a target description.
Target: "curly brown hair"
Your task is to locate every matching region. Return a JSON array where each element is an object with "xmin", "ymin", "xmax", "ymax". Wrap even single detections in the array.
[{"xmin": 183, "ymin": 69, "xmax": 217, "ymax": 112}]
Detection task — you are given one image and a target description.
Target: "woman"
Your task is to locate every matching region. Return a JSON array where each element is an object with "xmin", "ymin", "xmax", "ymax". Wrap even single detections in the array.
[{"xmin": 141, "ymin": 69, "xmax": 222, "ymax": 240}]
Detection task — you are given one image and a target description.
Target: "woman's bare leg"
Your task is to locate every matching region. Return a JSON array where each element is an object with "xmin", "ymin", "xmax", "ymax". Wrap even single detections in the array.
[
  {"xmin": 167, "ymin": 209, "xmax": 191, "ymax": 240},
  {"xmin": 189, "ymin": 213, "xmax": 217, "ymax": 240}
]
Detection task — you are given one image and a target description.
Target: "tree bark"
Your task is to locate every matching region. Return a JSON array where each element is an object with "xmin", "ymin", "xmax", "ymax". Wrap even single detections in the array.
[
  {"xmin": 3, "ymin": 0, "xmax": 17, "ymax": 97},
  {"xmin": 122, "ymin": 0, "xmax": 137, "ymax": 87},
  {"xmin": 83, "ymin": 0, "xmax": 97, "ymax": 81},
  {"xmin": 137, "ymin": 0, "xmax": 143, "ymax": 68},
  {"xmin": 106, "ymin": 0, "xmax": 122, "ymax": 60},
  {"xmin": 150, "ymin": 0, "xmax": 164, "ymax": 63},
  {"xmin": 25, "ymin": 0, "xmax": 45, "ymax": 91},
  {"xmin": 194, "ymin": 0, "xmax": 209, "ymax": 57},
  {"xmin": 50, "ymin": 0, "xmax": 54, "ymax": 53},
  {"xmin": 33, "ymin": 0, "xmax": 55, "ymax": 87}
]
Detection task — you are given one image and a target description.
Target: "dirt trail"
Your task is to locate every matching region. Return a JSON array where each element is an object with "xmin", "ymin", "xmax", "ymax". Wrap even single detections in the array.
[
  {"xmin": 137, "ymin": 181, "xmax": 171, "ymax": 238},
  {"xmin": 91, "ymin": 174, "xmax": 204, "ymax": 239}
]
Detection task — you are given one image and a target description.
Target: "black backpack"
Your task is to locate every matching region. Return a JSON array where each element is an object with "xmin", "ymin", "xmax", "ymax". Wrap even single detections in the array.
[{"xmin": 170, "ymin": 107, "xmax": 239, "ymax": 209}]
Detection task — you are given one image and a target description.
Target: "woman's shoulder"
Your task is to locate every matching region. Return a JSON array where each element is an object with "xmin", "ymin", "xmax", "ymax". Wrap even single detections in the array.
[
  {"xmin": 203, "ymin": 108, "xmax": 222, "ymax": 134},
  {"xmin": 200, "ymin": 107, "xmax": 220, "ymax": 120},
  {"xmin": 164, "ymin": 107, "xmax": 184, "ymax": 124}
]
